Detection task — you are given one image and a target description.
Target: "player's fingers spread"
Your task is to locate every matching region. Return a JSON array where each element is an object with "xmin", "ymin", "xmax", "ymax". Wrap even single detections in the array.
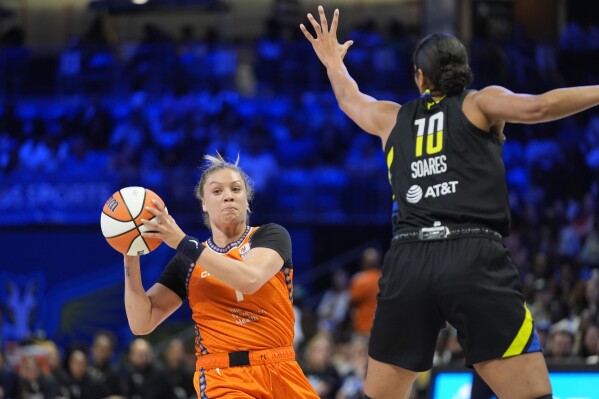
[
  {"xmin": 307, "ymin": 13, "xmax": 321, "ymax": 35},
  {"xmin": 300, "ymin": 24, "xmax": 315, "ymax": 41},
  {"xmin": 318, "ymin": 6, "xmax": 328, "ymax": 33},
  {"xmin": 330, "ymin": 9, "xmax": 339, "ymax": 35}
]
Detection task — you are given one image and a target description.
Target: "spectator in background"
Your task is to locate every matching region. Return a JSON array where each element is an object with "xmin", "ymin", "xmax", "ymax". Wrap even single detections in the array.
[
  {"xmin": 57, "ymin": 37, "xmax": 83, "ymax": 94},
  {"xmin": 546, "ymin": 324, "xmax": 578, "ymax": 363},
  {"xmin": 579, "ymin": 218, "xmax": 599, "ymax": 268},
  {"xmin": 344, "ymin": 134, "xmax": 386, "ymax": 176},
  {"xmin": 535, "ymin": 320, "xmax": 552, "ymax": 352},
  {"xmin": 335, "ymin": 336, "xmax": 369, "ymax": 399},
  {"xmin": 18, "ymin": 117, "xmax": 52, "ymax": 172},
  {"xmin": 293, "ymin": 284, "xmax": 316, "ymax": 352},
  {"xmin": 108, "ymin": 107, "xmax": 153, "ymax": 184},
  {"xmin": 239, "ymin": 132, "xmax": 280, "ymax": 194},
  {"xmin": 18, "ymin": 355, "xmax": 60, "ymax": 399},
  {"xmin": 316, "ymin": 111, "xmax": 349, "ymax": 166},
  {"xmin": 59, "ymin": 347, "xmax": 109, "ymax": 399},
  {"xmin": 300, "ymin": 332, "xmax": 341, "ymax": 399},
  {"xmin": 61, "ymin": 134, "xmax": 110, "ymax": 180},
  {"xmin": 578, "ymin": 322, "xmax": 599, "ymax": 363},
  {"xmin": 89, "ymin": 330, "xmax": 125, "ymax": 398},
  {"xmin": 528, "ymin": 278, "xmax": 555, "ymax": 326},
  {"xmin": 0, "ymin": 350, "xmax": 19, "ymax": 399},
  {"xmin": 162, "ymin": 338, "xmax": 194, "ymax": 399},
  {"xmin": 44, "ymin": 340, "xmax": 70, "ymax": 389},
  {"xmin": 348, "ymin": 247, "xmax": 382, "ymax": 336},
  {"xmin": 124, "ymin": 338, "xmax": 174, "ymax": 399},
  {"xmin": 316, "ymin": 268, "xmax": 350, "ymax": 335},
  {"xmin": 73, "ymin": 94, "xmax": 114, "ymax": 151},
  {"xmin": 584, "ymin": 270, "xmax": 599, "ymax": 326},
  {"xmin": 109, "ymin": 107, "xmax": 152, "ymax": 154}
]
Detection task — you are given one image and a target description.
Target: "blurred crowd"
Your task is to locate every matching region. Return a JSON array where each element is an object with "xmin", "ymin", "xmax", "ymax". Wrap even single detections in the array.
[
  {"xmin": 1, "ymin": 244, "xmax": 598, "ymax": 399},
  {"xmin": 1, "ymin": 7, "xmax": 599, "ymax": 399},
  {"xmin": 1, "ymin": 15, "xmax": 599, "ymax": 220}
]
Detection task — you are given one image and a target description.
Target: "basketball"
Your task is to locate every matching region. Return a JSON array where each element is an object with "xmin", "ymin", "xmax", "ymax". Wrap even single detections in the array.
[{"xmin": 100, "ymin": 186, "xmax": 165, "ymax": 255}]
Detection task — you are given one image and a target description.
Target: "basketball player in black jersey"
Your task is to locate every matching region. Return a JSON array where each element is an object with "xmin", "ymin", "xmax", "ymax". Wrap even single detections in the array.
[{"xmin": 301, "ymin": 5, "xmax": 599, "ymax": 399}]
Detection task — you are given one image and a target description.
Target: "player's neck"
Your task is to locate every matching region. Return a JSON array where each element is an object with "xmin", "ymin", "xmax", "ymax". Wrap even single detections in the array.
[{"xmin": 211, "ymin": 222, "xmax": 248, "ymax": 247}]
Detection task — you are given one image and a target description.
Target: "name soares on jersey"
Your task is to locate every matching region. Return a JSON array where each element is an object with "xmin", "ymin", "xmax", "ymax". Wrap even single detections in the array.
[{"xmin": 411, "ymin": 155, "xmax": 447, "ymax": 178}]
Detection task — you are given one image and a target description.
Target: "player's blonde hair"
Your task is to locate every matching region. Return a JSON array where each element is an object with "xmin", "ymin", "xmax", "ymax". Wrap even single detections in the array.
[{"xmin": 194, "ymin": 153, "xmax": 254, "ymax": 228}]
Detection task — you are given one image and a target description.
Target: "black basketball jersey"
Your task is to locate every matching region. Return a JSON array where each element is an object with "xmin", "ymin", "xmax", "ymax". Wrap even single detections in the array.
[{"xmin": 384, "ymin": 90, "xmax": 510, "ymax": 236}]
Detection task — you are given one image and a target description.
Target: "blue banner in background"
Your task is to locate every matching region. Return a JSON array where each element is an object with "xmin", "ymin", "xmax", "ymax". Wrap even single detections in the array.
[{"xmin": 0, "ymin": 172, "xmax": 117, "ymax": 225}]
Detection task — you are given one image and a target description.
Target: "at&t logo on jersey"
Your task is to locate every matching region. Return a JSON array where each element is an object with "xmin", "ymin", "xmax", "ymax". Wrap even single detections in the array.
[
  {"xmin": 405, "ymin": 181, "xmax": 459, "ymax": 204},
  {"xmin": 406, "ymin": 185, "xmax": 424, "ymax": 203}
]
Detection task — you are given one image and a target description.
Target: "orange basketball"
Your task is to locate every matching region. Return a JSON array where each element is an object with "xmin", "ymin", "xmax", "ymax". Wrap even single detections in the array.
[{"xmin": 100, "ymin": 186, "xmax": 164, "ymax": 255}]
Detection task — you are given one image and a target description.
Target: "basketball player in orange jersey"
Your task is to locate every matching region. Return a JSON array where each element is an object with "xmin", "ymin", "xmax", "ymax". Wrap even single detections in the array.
[
  {"xmin": 122, "ymin": 154, "xmax": 320, "ymax": 399},
  {"xmin": 301, "ymin": 5, "xmax": 599, "ymax": 399}
]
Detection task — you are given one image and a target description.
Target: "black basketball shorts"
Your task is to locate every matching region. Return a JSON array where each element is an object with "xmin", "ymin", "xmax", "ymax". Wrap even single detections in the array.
[{"xmin": 368, "ymin": 230, "xmax": 542, "ymax": 371}]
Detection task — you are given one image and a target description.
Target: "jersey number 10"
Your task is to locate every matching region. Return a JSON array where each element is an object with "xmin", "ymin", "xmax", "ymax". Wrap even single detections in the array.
[{"xmin": 414, "ymin": 112, "xmax": 444, "ymax": 157}]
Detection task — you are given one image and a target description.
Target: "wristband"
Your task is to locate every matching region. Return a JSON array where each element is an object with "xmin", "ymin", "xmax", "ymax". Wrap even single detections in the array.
[{"xmin": 177, "ymin": 235, "xmax": 205, "ymax": 264}]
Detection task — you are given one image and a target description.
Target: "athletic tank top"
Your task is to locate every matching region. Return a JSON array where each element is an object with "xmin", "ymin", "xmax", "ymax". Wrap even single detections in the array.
[
  {"xmin": 384, "ymin": 90, "xmax": 510, "ymax": 236},
  {"xmin": 158, "ymin": 224, "xmax": 295, "ymax": 355}
]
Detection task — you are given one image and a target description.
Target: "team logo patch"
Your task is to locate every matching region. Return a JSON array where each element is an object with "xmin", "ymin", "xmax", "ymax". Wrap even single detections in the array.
[
  {"xmin": 239, "ymin": 243, "xmax": 251, "ymax": 258},
  {"xmin": 406, "ymin": 185, "xmax": 423, "ymax": 204}
]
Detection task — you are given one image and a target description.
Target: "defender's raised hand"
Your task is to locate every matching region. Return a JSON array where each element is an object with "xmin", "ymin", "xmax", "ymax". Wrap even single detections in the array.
[{"xmin": 300, "ymin": 6, "xmax": 353, "ymax": 68}]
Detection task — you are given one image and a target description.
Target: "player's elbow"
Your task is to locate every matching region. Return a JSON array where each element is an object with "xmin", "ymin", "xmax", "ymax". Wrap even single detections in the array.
[
  {"xmin": 130, "ymin": 326, "xmax": 155, "ymax": 336},
  {"xmin": 128, "ymin": 321, "xmax": 156, "ymax": 336},
  {"xmin": 338, "ymin": 97, "xmax": 353, "ymax": 116},
  {"xmin": 524, "ymin": 96, "xmax": 551, "ymax": 123},
  {"xmin": 238, "ymin": 280, "xmax": 261, "ymax": 295},
  {"xmin": 236, "ymin": 274, "xmax": 266, "ymax": 295}
]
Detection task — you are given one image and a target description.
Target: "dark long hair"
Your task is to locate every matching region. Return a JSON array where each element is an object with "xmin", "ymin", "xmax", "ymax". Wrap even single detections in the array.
[{"xmin": 413, "ymin": 33, "xmax": 473, "ymax": 96}]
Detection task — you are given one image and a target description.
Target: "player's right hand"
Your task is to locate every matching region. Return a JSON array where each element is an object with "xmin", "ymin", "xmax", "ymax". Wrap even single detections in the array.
[
  {"xmin": 300, "ymin": 5, "xmax": 353, "ymax": 68},
  {"xmin": 141, "ymin": 199, "xmax": 186, "ymax": 251}
]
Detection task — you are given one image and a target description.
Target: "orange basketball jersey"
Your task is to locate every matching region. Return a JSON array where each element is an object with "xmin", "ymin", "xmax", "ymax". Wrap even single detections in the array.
[{"xmin": 188, "ymin": 226, "xmax": 295, "ymax": 356}]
